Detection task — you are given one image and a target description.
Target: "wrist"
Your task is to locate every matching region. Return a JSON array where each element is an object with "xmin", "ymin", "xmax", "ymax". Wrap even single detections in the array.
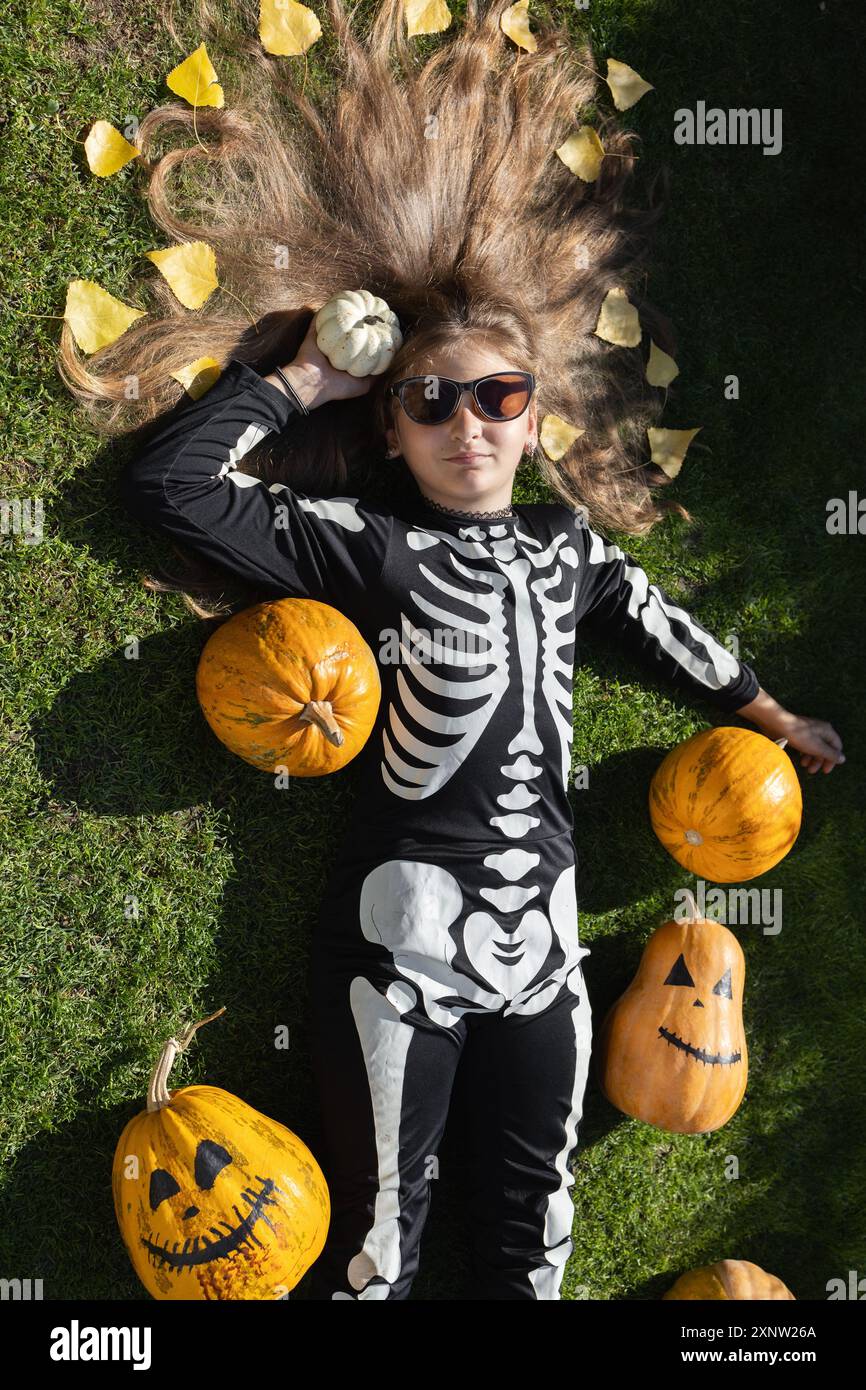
[
  {"xmin": 735, "ymin": 688, "xmax": 794, "ymax": 735},
  {"xmin": 265, "ymin": 361, "xmax": 329, "ymax": 409}
]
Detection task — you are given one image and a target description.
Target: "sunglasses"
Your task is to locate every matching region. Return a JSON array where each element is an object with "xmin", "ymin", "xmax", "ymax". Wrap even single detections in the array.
[{"xmin": 387, "ymin": 372, "xmax": 536, "ymax": 425}]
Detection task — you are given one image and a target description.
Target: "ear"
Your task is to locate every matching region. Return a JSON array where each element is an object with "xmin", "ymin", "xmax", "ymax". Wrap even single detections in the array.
[
  {"xmin": 384, "ymin": 423, "xmax": 401, "ymax": 458},
  {"xmin": 526, "ymin": 395, "xmax": 539, "ymax": 450}
]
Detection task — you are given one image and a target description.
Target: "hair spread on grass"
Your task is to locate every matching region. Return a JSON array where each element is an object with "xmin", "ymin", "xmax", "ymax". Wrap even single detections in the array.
[{"xmin": 58, "ymin": 0, "xmax": 690, "ymax": 620}]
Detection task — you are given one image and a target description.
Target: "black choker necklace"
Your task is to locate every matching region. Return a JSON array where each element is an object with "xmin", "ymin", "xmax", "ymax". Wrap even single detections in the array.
[{"xmin": 420, "ymin": 493, "xmax": 515, "ymax": 520}]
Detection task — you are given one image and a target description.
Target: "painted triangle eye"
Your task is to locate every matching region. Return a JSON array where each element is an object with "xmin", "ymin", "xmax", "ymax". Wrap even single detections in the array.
[
  {"xmin": 195, "ymin": 1139, "xmax": 233, "ymax": 1191},
  {"xmin": 713, "ymin": 967, "xmax": 733, "ymax": 999},
  {"xmin": 663, "ymin": 952, "xmax": 695, "ymax": 987},
  {"xmin": 149, "ymin": 1168, "xmax": 181, "ymax": 1211}
]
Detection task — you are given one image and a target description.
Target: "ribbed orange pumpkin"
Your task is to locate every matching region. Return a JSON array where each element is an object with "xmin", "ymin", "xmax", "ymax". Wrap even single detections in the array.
[
  {"xmin": 649, "ymin": 726, "xmax": 802, "ymax": 883},
  {"xmin": 195, "ymin": 598, "xmax": 381, "ymax": 775},
  {"xmin": 113, "ymin": 1009, "xmax": 330, "ymax": 1300},
  {"xmin": 663, "ymin": 1259, "xmax": 795, "ymax": 1300},
  {"xmin": 596, "ymin": 892, "xmax": 747, "ymax": 1134}
]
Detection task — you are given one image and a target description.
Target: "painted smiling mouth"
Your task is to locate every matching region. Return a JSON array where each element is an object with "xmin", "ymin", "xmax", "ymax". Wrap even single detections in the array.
[
  {"xmin": 142, "ymin": 1176, "xmax": 283, "ymax": 1269},
  {"xmin": 658, "ymin": 1026, "xmax": 741, "ymax": 1066}
]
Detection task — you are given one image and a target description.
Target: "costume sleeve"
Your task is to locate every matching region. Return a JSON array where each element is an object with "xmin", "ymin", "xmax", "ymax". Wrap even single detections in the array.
[
  {"xmin": 119, "ymin": 358, "xmax": 393, "ymax": 605},
  {"xmin": 572, "ymin": 511, "xmax": 760, "ymax": 713}
]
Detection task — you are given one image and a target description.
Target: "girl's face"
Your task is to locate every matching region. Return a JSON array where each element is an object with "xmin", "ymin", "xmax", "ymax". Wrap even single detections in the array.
[{"xmin": 384, "ymin": 346, "xmax": 538, "ymax": 512}]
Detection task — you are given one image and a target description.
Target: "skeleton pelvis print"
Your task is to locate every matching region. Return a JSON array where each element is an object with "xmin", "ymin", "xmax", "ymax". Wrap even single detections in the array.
[{"xmin": 360, "ymin": 854, "xmax": 591, "ymax": 1027}]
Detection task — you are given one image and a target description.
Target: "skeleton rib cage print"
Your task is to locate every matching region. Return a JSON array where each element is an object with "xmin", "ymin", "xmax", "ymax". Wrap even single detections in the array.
[{"xmin": 121, "ymin": 356, "xmax": 760, "ymax": 1027}]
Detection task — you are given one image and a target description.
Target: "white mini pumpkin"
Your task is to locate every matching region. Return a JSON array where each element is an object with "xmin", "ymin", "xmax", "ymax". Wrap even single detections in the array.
[{"xmin": 314, "ymin": 289, "xmax": 403, "ymax": 377}]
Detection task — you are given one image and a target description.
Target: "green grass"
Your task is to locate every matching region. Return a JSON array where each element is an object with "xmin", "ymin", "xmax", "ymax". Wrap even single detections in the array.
[{"xmin": 1, "ymin": 0, "xmax": 863, "ymax": 1300}]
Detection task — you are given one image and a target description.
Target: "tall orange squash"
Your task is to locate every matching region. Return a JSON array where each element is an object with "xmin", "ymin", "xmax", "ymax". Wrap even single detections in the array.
[{"xmin": 596, "ymin": 892, "xmax": 747, "ymax": 1134}]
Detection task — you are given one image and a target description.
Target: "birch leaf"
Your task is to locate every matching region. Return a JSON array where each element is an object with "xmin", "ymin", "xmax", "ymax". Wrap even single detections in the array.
[
  {"xmin": 260, "ymin": 0, "xmax": 323, "ymax": 56},
  {"xmin": 646, "ymin": 339, "xmax": 679, "ymax": 387},
  {"xmin": 540, "ymin": 414, "xmax": 585, "ymax": 461},
  {"xmin": 594, "ymin": 286, "xmax": 641, "ymax": 347},
  {"xmin": 84, "ymin": 120, "xmax": 139, "ymax": 177},
  {"xmin": 145, "ymin": 242, "xmax": 218, "ymax": 310},
  {"xmin": 555, "ymin": 126, "xmax": 605, "ymax": 182},
  {"xmin": 501, "ymin": 1, "xmax": 537, "ymax": 53},
  {"xmin": 64, "ymin": 279, "xmax": 146, "ymax": 354},
  {"xmin": 605, "ymin": 57, "xmax": 654, "ymax": 111},
  {"xmin": 405, "ymin": 0, "xmax": 452, "ymax": 37},
  {"xmin": 647, "ymin": 426, "xmax": 701, "ymax": 479},
  {"xmin": 172, "ymin": 357, "xmax": 222, "ymax": 398},
  {"xmin": 166, "ymin": 44, "xmax": 225, "ymax": 107}
]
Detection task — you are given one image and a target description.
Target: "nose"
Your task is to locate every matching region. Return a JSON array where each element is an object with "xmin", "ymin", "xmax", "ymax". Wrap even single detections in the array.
[
  {"xmin": 450, "ymin": 390, "xmax": 485, "ymax": 434},
  {"xmin": 182, "ymin": 1205, "xmax": 200, "ymax": 1219}
]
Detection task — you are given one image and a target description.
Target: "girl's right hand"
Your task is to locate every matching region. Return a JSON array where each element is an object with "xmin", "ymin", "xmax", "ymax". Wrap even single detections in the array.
[{"xmin": 279, "ymin": 313, "xmax": 378, "ymax": 407}]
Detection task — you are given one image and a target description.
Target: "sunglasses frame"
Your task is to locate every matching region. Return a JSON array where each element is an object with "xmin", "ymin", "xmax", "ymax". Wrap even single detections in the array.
[{"xmin": 387, "ymin": 371, "xmax": 536, "ymax": 425}]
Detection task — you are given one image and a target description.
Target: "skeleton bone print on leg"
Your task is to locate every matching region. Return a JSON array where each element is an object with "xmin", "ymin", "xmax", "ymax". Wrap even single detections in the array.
[{"xmin": 363, "ymin": 517, "xmax": 589, "ymax": 1024}]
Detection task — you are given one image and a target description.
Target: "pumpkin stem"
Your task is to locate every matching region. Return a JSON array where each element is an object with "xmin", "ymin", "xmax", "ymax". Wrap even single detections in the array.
[
  {"xmin": 681, "ymin": 888, "xmax": 701, "ymax": 922},
  {"xmin": 774, "ymin": 736, "xmax": 788, "ymax": 750},
  {"xmin": 298, "ymin": 699, "xmax": 345, "ymax": 747},
  {"xmin": 684, "ymin": 828, "xmax": 703, "ymax": 845},
  {"xmin": 146, "ymin": 1006, "xmax": 227, "ymax": 1113}
]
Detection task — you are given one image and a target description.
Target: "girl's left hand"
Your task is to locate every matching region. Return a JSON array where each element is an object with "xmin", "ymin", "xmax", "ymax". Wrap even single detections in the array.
[{"xmin": 760, "ymin": 713, "xmax": 845, "ymax": 775}]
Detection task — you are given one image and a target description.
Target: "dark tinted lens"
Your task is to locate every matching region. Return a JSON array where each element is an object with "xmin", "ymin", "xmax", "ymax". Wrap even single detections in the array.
[
  {"xmin": 475, "ymin": 374, "xmax": 531, "ymax": 419},
  {"xmin": 399, "ymin": 378, "xmax": 459, "ymax": 423}
]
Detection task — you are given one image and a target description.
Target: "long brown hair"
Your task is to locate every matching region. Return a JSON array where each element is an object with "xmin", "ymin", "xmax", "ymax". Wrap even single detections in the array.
[{"xmin": 58, "ymin": 0, "xmax": 688, "ymax": 620}]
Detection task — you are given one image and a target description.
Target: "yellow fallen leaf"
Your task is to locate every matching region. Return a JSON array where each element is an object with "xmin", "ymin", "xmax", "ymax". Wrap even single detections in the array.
[
  {"xmin": 64, "ymin": 279, "xmax": 147, "ymax": 354},
  {"xmin": 172, "ymin": 357, "xmax": 222, "ymax": 398},
  {"xmin": 540, "ymin": 414, "xmax": 585, "ymax": 462},
  {"xmin": 501, "ymin": 0, "xmax": 537, "ymax": 53},
  {"xmin": 605, "ymin": 57, "xmax": 654, "ymax": 111},
  {"xmin": 84, "ymin": 120, "xmax": 139, "ymax": 177},
  {"xmin": 260, "ymin": 0, "xmax": 323, "ymax": 56},
  {"xmin": 646, "ymin": 339, "xmax": 679, "ymax": 387},
  {"xmin": 145, "ymin": 242, "xmax": 218, "ymax": 310},
  {"xmin": 647, "ymin": 426, "xmax": 701, "ymax": 479},
  {"xmin": 405, "ymin": 0, "xmax": 452, "ymax": 37},
  {"xmin": 166, "ymin": 43, "xmax": 225, "ymax": 108},
  {"xmin": 555, "ymin": 126, "xmax": 605, "ymax": 182},
  {"xmin": 594, "ymin": 286, "xmax": 641, "ymax": 347}
]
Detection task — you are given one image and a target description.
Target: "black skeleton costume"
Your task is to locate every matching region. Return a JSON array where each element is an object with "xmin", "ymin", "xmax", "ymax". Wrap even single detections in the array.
[{"xmin": 121, "ymin": 358, "xmax": 760, "ymax": 1299}]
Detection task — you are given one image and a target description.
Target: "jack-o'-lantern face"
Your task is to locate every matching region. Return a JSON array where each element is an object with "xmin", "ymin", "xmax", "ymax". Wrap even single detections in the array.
[
  {"xmin": 597, "ymin": 916, "xmax": 748, "ymax": 1134},
  {"xmin": 143, "ymin": 1138, "xmax": 280, "ymax": 1271},
  {"xmin": 658, "ymin": 950, "xmax": 742, "ymax": 1067},
  {"xmin": 113, "ymin": 1082, "xmax": 330, "ymax": 1300}
]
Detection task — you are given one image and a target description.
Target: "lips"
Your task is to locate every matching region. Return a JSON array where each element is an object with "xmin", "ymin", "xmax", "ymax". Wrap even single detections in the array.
[{"xmin": 446, "ymin": 453, "xmax": 490, "ymax": 463}]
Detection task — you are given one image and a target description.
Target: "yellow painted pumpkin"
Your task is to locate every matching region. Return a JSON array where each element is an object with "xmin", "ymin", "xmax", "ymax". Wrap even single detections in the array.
[
  {"xmin": 664, "ymin": 1259, "xmax": 795, "ymax": 1300},
  {"xmin": 596, "ymin": 892, "xmax": 747, "ymax": 1133},
  {"xmin": 195, "ymin": 597, "xmax": 381, "ymax": 775},
  {"xmin": 113, "ymin": 1009, "xmax": 330, "ymax": 1300},
  {"xmin": 649, "ymin": 726, "xmax": 802, "ymax": 883}
]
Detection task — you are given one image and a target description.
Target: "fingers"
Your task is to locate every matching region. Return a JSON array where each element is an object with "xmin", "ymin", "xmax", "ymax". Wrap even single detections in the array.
[{"xmin": 799, "ymin": 751, "xmax": 844, "ymax": 774}]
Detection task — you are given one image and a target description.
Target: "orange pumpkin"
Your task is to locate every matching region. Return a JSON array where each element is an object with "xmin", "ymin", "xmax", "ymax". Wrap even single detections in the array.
[
  {"xmin": 113, "ymin": 1009, "xmax": 330, "ymax": 1300},
  {"xmin": 195, "ymin": 597, "xmax": 381, "ymax": 775},
  {"xmin": 664, "ymin": 1259, "xmax": 795, "ymax": 1300},
  {"xmin": 649, "ymin": 726, "xmax": 802, "ymax": 883},
  {"xmin": 596, "ymin": 892, "xmax": 747, "ymax": 1133}
]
